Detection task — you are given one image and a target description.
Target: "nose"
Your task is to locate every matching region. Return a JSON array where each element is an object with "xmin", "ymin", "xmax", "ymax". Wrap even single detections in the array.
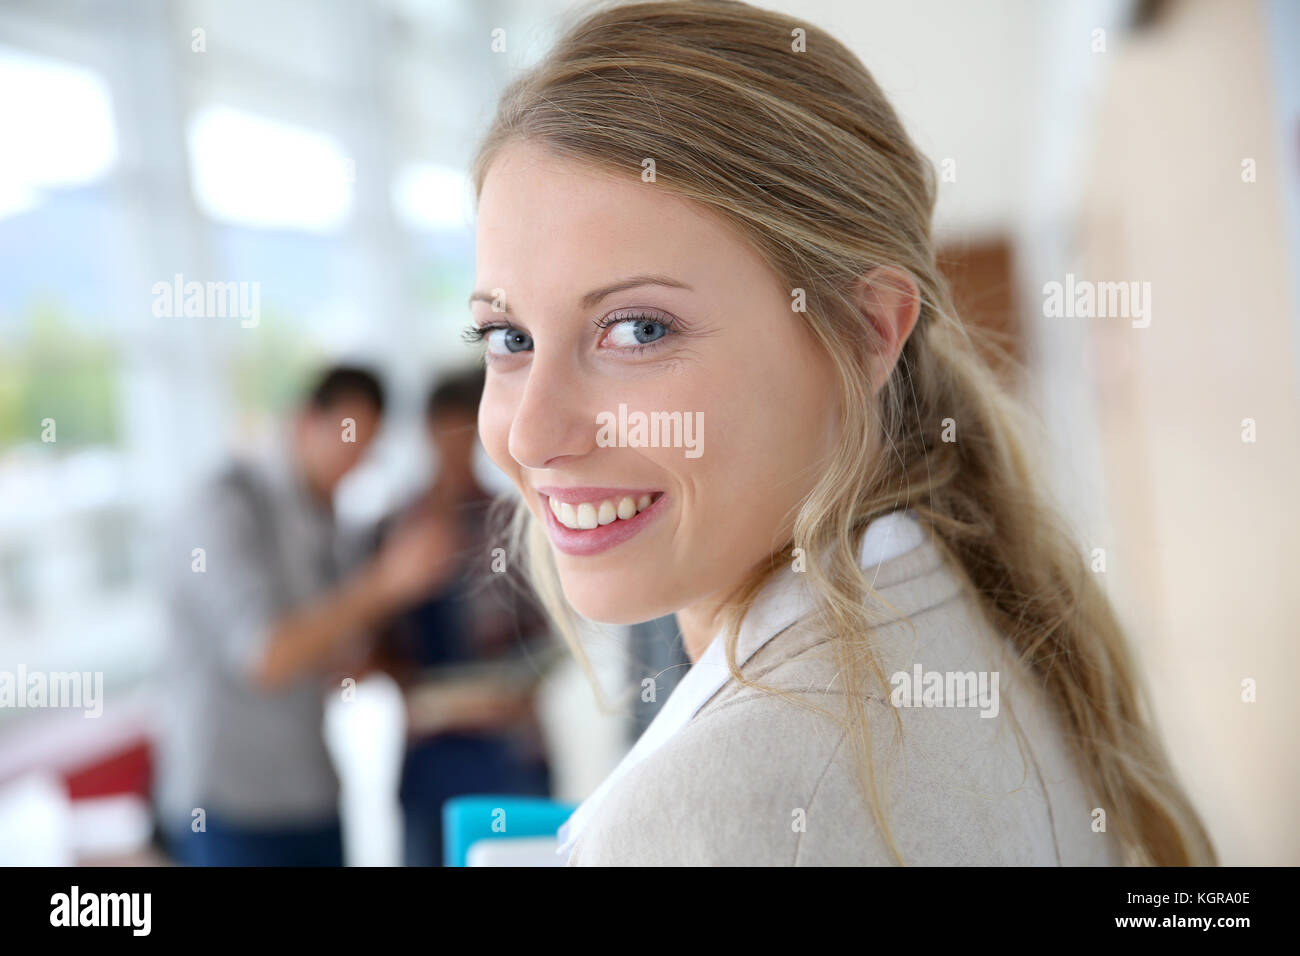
[{"xmin": 507, "ymin": 352, "xmax": 598, "ymax": 470}]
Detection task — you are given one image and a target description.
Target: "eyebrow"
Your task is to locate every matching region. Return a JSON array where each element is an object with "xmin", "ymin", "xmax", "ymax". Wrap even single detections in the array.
[{"xmin": 467, "ymin": 274, "xmax": 693, "ymax": 314}]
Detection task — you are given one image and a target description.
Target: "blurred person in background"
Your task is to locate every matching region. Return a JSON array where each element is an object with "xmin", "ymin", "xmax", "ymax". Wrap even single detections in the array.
[
  {"xmin": 369, "ymin": 366, "xmax": 554, "ymax": 867},
  {"xmin": 153, "ymin": 365, "xmax": 459, "ymax": 866}
]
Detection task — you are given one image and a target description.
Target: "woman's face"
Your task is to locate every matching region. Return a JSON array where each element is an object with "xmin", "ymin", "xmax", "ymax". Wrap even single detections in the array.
[{"xmin": 472, "ymin": 140, "xmax": 839, "ymax": 634}]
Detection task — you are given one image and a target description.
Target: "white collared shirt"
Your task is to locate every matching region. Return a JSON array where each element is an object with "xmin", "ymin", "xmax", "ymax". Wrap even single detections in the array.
[{"xmin": 555, "ymin": 509, "xmax": 925, "ymax": 859}]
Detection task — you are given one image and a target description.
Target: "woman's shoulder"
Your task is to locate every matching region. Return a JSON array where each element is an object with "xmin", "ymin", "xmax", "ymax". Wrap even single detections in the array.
[
  {"xmin": 571, "ymin": 585, "xmax": 1124, "ymax": 865},
  {"xmin": 570, "ymin": 684, "xmax": 856, "ymax": 865}
]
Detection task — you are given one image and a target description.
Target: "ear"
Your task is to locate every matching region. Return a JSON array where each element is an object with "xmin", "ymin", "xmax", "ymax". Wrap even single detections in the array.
[{"xmin": 853, "ymin": 266, "xmax": 921, "ymax": 393}]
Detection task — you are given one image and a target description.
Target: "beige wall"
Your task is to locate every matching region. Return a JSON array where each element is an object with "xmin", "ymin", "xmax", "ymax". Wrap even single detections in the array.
[{"xmin": 1078, "ymin": 0, "xmax": 1300, "ymax": 864}]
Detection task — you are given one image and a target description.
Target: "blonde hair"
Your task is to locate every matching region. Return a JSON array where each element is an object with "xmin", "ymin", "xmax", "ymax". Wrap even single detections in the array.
[{"xmin": 471, "ymin": 0, "xmax": 1217, "ymax": 865}]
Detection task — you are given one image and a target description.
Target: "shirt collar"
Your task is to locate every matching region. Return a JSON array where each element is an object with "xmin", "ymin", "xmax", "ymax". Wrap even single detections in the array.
[{"xmin": 555, "ymin": 509, "xmax": 927, "ymax": 859}]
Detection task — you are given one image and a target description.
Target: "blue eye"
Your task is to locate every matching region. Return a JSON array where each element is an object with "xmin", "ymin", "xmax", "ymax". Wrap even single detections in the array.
[
  {"xmin": 465, "ymin": 325, "xmax": 532, "ymax": 355},
  {"xmin": 493, "ymin": 327, "xmax": 533, "ymax": 354},
  {"xmin": 601, "ymin": 314, "xmax": 672, "ymax": 349}
]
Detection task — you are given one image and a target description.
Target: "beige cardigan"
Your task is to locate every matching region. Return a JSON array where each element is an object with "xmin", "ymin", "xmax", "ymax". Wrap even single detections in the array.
[{"xmin": 567, "ymin": 536, "xmax": 1125, "ymax": 865}]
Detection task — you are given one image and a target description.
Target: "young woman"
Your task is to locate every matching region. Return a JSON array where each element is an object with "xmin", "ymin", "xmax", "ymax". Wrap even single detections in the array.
[{"xmin": 463, "ymin": 0, "xmax": 1216, "ymax": 866}]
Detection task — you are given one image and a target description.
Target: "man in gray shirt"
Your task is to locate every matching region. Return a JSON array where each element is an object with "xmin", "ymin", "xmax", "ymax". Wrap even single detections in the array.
[{"xmin": 154, "ymin": 366, "xmax": 459, "ymax": 865}]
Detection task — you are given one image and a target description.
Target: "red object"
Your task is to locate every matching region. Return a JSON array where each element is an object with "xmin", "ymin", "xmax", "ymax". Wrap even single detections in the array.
[{"xmin": 63, "ymin": 738, "xmax": 152, "ymax": 801}]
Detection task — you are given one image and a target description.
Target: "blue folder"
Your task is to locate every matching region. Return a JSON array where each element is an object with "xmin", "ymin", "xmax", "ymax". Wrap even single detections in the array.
[{"xmin": 442, "ymin": 794, "xmax": 579, "ymax": 867}]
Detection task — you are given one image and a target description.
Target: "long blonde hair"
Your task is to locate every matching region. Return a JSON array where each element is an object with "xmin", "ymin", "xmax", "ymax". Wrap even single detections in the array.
[{"xmin": 471, "ymin": 0, "xmax": 1217, "ymax": 865}]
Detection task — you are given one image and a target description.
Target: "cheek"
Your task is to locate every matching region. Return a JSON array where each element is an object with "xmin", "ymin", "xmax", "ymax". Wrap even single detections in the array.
[
  {"xmin": 698, "ymin": 395, "xmax": 801, "ymax": 517},
  {"xmin": 694, "ymin": 333, "xmax": 835, "ymax": 526}
]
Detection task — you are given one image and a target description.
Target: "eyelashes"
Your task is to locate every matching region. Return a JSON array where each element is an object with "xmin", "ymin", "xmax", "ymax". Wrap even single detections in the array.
[
  {"xmin": 462, "ymin": 310, "xmax": 680, "ymax": 358},
  {"xmin": 591, "ymin": 310, "xmax": 676, "ymax": 333}
]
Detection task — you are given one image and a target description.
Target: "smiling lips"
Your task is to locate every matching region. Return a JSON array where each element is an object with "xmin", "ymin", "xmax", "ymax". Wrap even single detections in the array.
[{"xmin": 536, "ymin": 486, "xmax": 665, "ymax": 556}]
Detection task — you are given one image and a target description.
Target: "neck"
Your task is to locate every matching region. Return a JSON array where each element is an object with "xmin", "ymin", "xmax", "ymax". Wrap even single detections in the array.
[
  {"xmin": 677, "ymin": 544, "xmax": 787, "ymax": 661},
  {"xmin": 676, "ymin": 589, "xmax": 738, "ymax": 663},
  {"xmin": 676, "ymin": 546, "xmax": 804, "ymax": 663}
]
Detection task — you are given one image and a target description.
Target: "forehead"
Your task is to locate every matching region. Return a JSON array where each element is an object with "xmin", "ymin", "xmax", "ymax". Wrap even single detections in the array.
[{"xmin": 473, "ymin": 140, "xmax": 765, "ymax": 308}]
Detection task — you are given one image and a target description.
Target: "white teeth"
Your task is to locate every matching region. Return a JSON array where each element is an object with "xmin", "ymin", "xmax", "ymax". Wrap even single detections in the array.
[{"xmin": 548, "ymin": 493, "xmax": 658, "ymax": 530}]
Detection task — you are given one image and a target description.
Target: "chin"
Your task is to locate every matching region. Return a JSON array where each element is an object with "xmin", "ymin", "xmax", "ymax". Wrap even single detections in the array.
[{"xmin": 557, "ymin": 570, "xmax": 675, "ymax": 627}]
